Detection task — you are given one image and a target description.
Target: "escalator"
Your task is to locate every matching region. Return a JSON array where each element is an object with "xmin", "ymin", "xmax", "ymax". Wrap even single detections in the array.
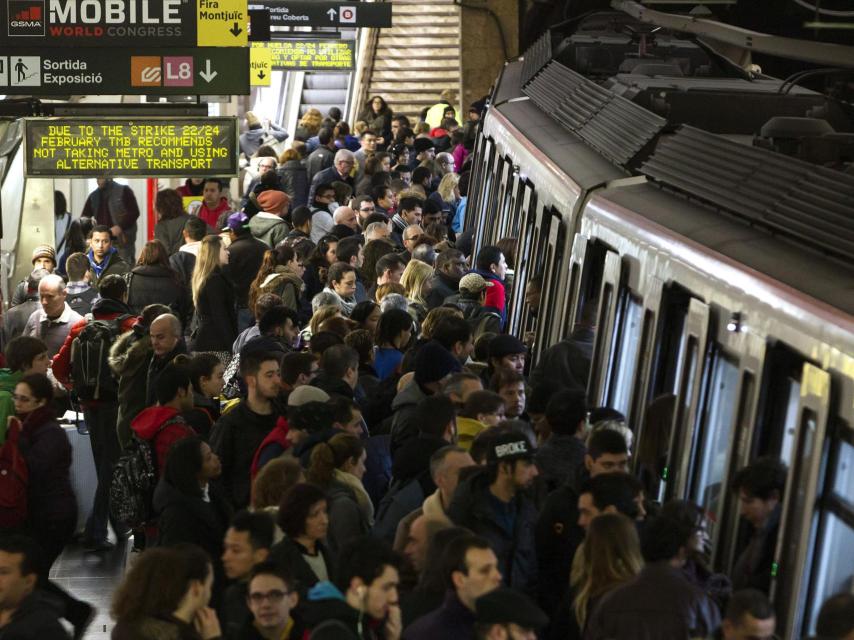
[{"xmin": 299, "ymin": 72, "xmax": 349, "ymax": 118}]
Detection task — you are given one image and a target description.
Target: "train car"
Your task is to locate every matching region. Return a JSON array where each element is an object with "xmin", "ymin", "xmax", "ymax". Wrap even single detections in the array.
[{"xmin": 464, "ymin": 9, "xmax": 854, "ymax": 638}]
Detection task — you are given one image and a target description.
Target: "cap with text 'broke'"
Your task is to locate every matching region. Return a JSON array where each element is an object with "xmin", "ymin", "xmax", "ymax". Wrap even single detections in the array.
[{"xmin": 486, "ymin": 430, "xmax": 535, "ymax": 464}]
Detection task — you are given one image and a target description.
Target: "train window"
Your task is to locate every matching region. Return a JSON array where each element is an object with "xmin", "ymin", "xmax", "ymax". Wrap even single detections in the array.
[
  {"xmin": 690, "ymin": 350, "xmax": 739, "ymax": 542},
  {"xmin": 754, "ymin": 343, "xmax": 808, "ymax": 460},
  {"xmin": 808, "ymin": 511, "xmax": 854, "ymax": 634},
  {"xmin": 648, "ymin": 283, "xmax": 693, "ymax": 399},
  {"xmin": 780, "ymin": 379, "xmax": 801, "ymax": 465},
  {"xmin": 607, "ymin": 294, "xmax": 644, "ymax": 417}
]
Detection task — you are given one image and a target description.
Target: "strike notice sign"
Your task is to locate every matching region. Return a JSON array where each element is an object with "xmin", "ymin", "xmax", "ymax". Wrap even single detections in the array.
[
  {"xmin": 24, "ymin": 117, "xmax": 239, "ymax": 177},
  {"xmin": 253, "ymin": 39, "xmax": 354, "ymax": 71}
]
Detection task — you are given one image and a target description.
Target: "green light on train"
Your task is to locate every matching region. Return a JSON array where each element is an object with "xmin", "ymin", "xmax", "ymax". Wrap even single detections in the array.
[{"xmin": 771, "ymin": 562, "xmax": 779, "ymax": 577}]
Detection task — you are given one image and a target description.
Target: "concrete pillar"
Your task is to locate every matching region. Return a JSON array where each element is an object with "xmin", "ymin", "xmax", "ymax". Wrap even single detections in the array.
[{"xmin": 459, "ymin": 0, "xmax": 519, "ymax": 112}]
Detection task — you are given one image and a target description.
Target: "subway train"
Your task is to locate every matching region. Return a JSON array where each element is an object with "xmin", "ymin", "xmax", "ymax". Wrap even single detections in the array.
[{"xmin": 463, "ymin": 9, "xmax": 854, "ymax": 639}]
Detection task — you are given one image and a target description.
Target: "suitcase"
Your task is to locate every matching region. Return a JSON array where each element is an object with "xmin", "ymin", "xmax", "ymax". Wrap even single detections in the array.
[{"xmin": 61, "ymin": 414, "xmax": 96, "ymax": 533}]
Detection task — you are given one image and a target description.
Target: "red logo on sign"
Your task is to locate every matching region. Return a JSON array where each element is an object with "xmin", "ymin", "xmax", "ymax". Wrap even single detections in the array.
[{"xmin": 131, "ymin": 56, "xmax": 161, "ymax": 87}]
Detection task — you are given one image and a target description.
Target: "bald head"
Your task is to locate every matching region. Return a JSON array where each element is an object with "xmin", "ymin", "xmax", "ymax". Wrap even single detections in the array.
[
  {"xmin": 150, "ymin": 314, "xmax": 181, "ymax": 357},
  {"xmin": 39, "ymin": 274, "xmax": 67, "ymax": 318},
  {"xmin": 333, "ymin": 206, "xmax": 359, "ymax": 230}
]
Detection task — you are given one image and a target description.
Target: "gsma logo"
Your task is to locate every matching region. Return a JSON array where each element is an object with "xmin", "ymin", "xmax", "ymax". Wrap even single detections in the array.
[
  {"xmin": 131, "ymin": 56, "xmax": 161, "ymax": 87},
  {"xmin": 8, "ymin": 0, "xmax": 45, "ymax": 36}
]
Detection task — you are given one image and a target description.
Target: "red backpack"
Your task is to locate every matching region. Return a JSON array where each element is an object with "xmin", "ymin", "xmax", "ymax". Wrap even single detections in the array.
[{"xmin": 0, "ymin": 417, "xmax": 28, "ymax": 528}]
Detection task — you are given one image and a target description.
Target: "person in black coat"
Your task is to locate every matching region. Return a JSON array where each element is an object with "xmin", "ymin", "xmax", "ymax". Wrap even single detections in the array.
[
  {"xmin": 225, "ymin": 217, "xmax": 269, "ymax": 332},
  {"xmin": 15, "ymin": 374, "xmax": 77, "ymax": 568},
  {"xmin": 269, "ymin": 483, "xmax": 334, "ymax": 597},
  {"xmin": 127, "ymin": 240, "xmax": 191, "ymax": 327},
  {"xmin": 277, "ymin": 149, "xmax": 310, "ymax": 209},
  {"xmin": 191, "ymin": 235, "xmax": 238, "ymax": 355},
  {"xmin": 154, "ymin": 435, "xmax": 233, "ymax": 606}
]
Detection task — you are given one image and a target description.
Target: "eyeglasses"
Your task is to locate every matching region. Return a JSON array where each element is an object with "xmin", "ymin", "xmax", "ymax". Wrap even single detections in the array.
[
  {"xmin": 12, "ymin": 394, "xmax": 33, "ymax": 403},
  {"xmin": 248, "ymin": 590, "xmax": 289, "ymax": 604}
]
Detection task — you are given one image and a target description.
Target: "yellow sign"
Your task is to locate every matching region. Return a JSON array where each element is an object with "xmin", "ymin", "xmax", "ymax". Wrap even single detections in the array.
[
  {"xmin": 250, "ymin": 46, "xmax": 273, "ymax": 86},
  {"xmin": 253, "ymin": 40, "xmax": 355, "ymax": 71},
  {"xmin": 198, "ymin": 0, "xmax": 249, "ymax": 47}
]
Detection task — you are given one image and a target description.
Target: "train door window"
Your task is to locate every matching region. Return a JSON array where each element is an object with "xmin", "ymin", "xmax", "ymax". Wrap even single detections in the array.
[
  {"xmin": 780, "ymin": 379, "xmax": 801, "ymax": 464},
  {"xmin": 607, "ymin": 293, "xmax": 644, "ymax": 417},
  {"xmin": 570, "ymin": 239, "xmax": 608, "ymax": 337},
  {"xmin": 690, "ymin": 350, "xmax": 739, "ymax": 542},
  {"xmin": 648, "ymin": 283, "xmax": 693, "ymax": 399},
  {"xmin": 753, "ymin": 343, "xmax": 809, "ymax": 461}
]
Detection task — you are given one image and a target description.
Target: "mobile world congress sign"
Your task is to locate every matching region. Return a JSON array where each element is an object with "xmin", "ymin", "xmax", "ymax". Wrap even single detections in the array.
[
  {"xmin": 2, "ymin": 0, "xmax": 249, "ymax": 47},
  {"xmin": 24, "ymin": 117, "xmax": 239, "ymax": 177}
]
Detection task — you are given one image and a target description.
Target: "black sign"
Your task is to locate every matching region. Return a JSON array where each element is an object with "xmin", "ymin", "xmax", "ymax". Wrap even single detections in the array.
[
  {"xmin": 24, "ymin": 117, "xmax": 239, "ymax": 177},
  {"xmin": 254, "ymin": 1, "xmax": 391, "ymax": 28},
  {"xmin": 0, "ymin": 48, "xmax": 249, "ymax": 95},
  {"xmin": 254, "ymin": 39, "xmax": 354, "ymax": 70}
]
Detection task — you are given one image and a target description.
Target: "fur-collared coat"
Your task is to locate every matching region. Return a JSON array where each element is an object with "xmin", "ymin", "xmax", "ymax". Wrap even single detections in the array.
[{"xmin": 109, "ymin": 326, "xmax": 153, "ymax": 449}]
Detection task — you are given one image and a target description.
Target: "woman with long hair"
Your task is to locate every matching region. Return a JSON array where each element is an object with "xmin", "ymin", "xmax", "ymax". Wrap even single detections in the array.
[
  {"xmin": 182, "ymin": 353, "xmax": 225, "ymax": 439},
  {"xmin": 190, "ymin": 235, "xmax": 237, "ymax": 360},
  {"xmin": 373, "ymin": 308, "xmax": 413, "ymax": 382},
  {"xmin": 305, "ymin": 433, "xmax": 371, "ymax": 557},
  {"xmin": 554, "ymin": 513, "xmax": 643, "ymax": 640},
  {"xmin": 127, "ymin": 239, "xmax": 189, "ymax": 324},
  {"xmin": 270, "ymin": 483, "xmax": 334, "ymax": 594},
  {"xmin": 276, "ymin": 147, "xmax": 309, "ymax": 208},
  {"xmin": 400, "ymin": 259, "xmax": 434, "ymax": 324},
  {"xmin": 350, "ymin": 300, "xmax": 381, "ymax": 335},
  {"xmin": 302, "ymin": 234, "xmax": 339, "ymax": 301},
  {"xmin": 295, "ymin": 108, "xmax": 323, "ymax": 140},
  {"xmin": 112, "ymin": 545, "xmax": 221, "ymax": 640},
  {"xmin": 429, "ymin": 172, "xmax": 460, "ymax": 222},
  {"xmin": 248, "ymin": 246, "xmax": 306, "ymax": 317},
  {"xmin": 358, "ymin": 95, "xmax": 394, "ymax": 142},
  {"xmin": 153, "ymin": 188, "xmax": 190, "ymax": 255},
  {"xmin": 153, "ymin": 436, "xmax": 232, "ymax": 604}
]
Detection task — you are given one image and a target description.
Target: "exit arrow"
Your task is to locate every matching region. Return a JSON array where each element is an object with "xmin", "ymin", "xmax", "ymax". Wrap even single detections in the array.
[
  {"xmin": 229, "ymin": 22, "xmax": 243, "ymax": 37},
  {"xmin": 257, "ymin": 70, "xmax": 266, "ymax": 79},
  {"xmin": 199, "ymin": 59, "xmax": 218, "ymax": 83},
  {"xmin": 327, "ymin": 8, "xmax": 337, "ymax": 20}
]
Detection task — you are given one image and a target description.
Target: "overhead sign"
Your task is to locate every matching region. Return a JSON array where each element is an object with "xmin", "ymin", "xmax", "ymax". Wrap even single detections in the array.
[
  {"xmin": 253, "ymin": 39, "xmax": 354, "ymax": 71},
  {"xmin": 250, "ymin": 45, "xmax": 271, "ymax": 85},
  {"xmin": 24, "ymin": 117, "xmax": 239, "ymax": 177},
  {"xmin": 0, "ymin": 0, "xmax": 249, "ymax": 47},
  {"xmin": 0, "ymin": 47, "xmax": 249, "ymax": 94},
  {"xmin": 252, "ymin": 1, "xmax": 391, "ymax": 28}
]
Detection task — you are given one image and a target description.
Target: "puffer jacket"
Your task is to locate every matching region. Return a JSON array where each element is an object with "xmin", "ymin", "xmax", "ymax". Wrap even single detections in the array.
[
  {"xmin": 109, "ymin": 325, "xmax": 153, "ymax": 449},
  {"xmin": 446, "ymin": 467, "xmax": 539, "ymax": 597},
  {"xmin": 277, "ymin": 160, "xmax": 309, "ymax": 208}
]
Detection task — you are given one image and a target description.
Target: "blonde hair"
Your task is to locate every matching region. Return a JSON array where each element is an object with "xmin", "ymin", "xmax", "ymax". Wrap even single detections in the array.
[
  {"xmin": 401, "ymin": 259, "xmax": 433, "ymax": 306},
  {"xmin": 375, "ymin": 282, "xmax": 406, "ymax": 303},
  {"xmin": 306, "ymin": 433, "xmax": 364, "ymax": 488},
  {"xmin": 573, "ymin": 513, "xmax": 643, "ymax": 627},
  {"xmin": 353, "ymin": 121, "xmax": 368, "ymax": 135},
  {"xmin": 421, "ymin": 306, "xmax": 462, "ymax": 339},
  {"xmin": 309, "ymin": 304, "xmax": 342, "ymax": 336},
  {"xmin": 191, "ymin": 235, "xmax": 224, "ymax": 307},
  {"xmin": 414, "ymin": 122, "xmax": 429, "ymax": 135},
  {"xmin": 278, "ymin": 148, "xmax": 300, "ymax": 164},
  {"xmin": 298, "ymin": 109, "xmax": 323, "ymax": 136},
  {"xmin": 437, "ymin": 172, "xmax": 460, "ymax": 202}
]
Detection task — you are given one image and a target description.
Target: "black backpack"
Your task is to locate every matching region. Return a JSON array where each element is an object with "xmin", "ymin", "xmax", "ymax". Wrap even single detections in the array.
[
  {"xmin": 109, "ymin": 417, "xmax": 179, "ymax": 529},
  {"xmin": 70, "ymin": 313, "xmax": 132, "ymax": 401}
]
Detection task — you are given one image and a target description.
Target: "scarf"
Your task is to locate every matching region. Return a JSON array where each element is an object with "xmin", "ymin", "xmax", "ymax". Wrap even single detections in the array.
[
  {"xmin": 333, "ymin": 468, "xmax": 374, "ymax": 526},
  {"xmin": 87, "ymin": 246, "xmax": 116, "ymax": 278},
  {"xmin": 322, "ymin": 286, "xmax": 356, "ymax": 317}
]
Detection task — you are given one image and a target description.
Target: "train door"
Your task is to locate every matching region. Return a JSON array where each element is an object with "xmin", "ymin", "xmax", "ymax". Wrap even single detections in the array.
[
  {"xmin": 588, "ymin": 250, "xmax": 622, "ymax": 405},
  {"xmin": 532, "ymin": 207, "xmax": 567, "ymax": 361},
  {"xmin": 506, "ymin": 183, "xmax": 537, "ymax": 337}
]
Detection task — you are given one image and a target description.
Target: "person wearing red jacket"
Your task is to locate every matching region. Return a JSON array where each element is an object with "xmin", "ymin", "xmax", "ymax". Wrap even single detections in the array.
[
  {"xmin": 51, "ymin": 274, "xmax": 137, "ymax": 552},
  {"xmin": 473, "ymin": 245, "xmax": 509, "ymax": 329},
  {"xmin": 130, "ymin": 364, "xmax": 196, "ymax": 473}
]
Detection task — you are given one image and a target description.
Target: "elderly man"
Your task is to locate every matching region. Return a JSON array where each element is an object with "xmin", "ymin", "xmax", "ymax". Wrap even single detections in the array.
[
  {"xmin": 23, "ymin": 274, "xmax": 82, "ymax": 357},
  {"xmin": 402, "ymin": 224, "xmax": 424, "ymax": 261},
  {"xmin": 333, "ymin": 206, "xmax": 359, "ymax": 231},
  {"xmin": 308, "ymin": 148, "xmax": 356, "ymax": 204},
  {"xmin": 146, "ymin": 313, "xmax": 187, "ymax": 404},
  {"xmin": 365, "ymin": 221, "xmax": 391, "ymax": 243}
]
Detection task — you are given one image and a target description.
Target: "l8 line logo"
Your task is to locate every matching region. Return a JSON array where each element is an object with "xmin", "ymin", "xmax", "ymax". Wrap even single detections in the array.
[{"xmin": 8, "ymin": 0, "xmax": 46, "ymax": 36}]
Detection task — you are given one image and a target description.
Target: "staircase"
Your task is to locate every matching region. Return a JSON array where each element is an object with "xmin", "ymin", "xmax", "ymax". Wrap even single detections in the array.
[
  {"xmin": 300, "ymin": 73, "xmax": 349, "ymax": 117},
  {"xmin": 364, "ymin": 0, "xmax": 461, "ymax": 125}
]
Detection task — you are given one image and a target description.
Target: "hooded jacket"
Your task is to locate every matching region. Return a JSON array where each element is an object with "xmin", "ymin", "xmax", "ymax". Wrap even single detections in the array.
[
  {"xmin": 447, "ymin": 467, "xmax": 539, "ymax": 597},
  {"xmin": 109, "ymin": 325, "xmax": 153, "ymax": 448},
  {"xmin": 210, "ymin": 401, "xmax": 278, "ymax": 509},
  {"xmin": 249, "ymin": 212, "xmax": 290, "ymax": 248},
  {"xmin": 303, "ymin": 582, "xmax": 388, "ymax": 640},
  {"xmin": 259, "ymin": 266, "xmax": 304, "ymax": 313},
  {"xmin": 130, "ymin": 406, "xmax": 195, "ymax": 473}
]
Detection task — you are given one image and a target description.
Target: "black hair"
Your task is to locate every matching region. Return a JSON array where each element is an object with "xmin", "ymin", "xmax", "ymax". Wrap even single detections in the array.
[
  {"xmin": 725, "ymin": 588, "xmax": 775, "ymax": 624},
  {"xmin": 327, "ymin": 261, "xmax": 356, "ymax": 287},
  {"xmin": 440, "ymin": 534, "xmax": 491, "ymax": 588},
  {"xmin": 90, "ymin": 224, "xmax": 112, "ymax": 238},
  {"xmin": 248, "ymin": 561, "xmax": 296, "ymax": 593},
  {"xmin": 240, "ymin": 350, "xmax": 280, "ymax": 379},
  {"xmin": 18, "ymin": 373, "xmax": 54, "ymax": 404},
  {"xmin": 155, "ymin": 364, "xmax": 192, "ymax": 405},
  {"xmin": 475, "ymin": 245, "xmax": 503, "ymax": 272},
  {"xmin": 431, "ymin": 316, "xmax": 472, "ymax": 352},
  {"xmin": 461, "ymin": 390, "xmax": 505, "ymax": 419},
  {"xmin": 375, "ymin": 252, "xmax": 406, "ymax": 279},
  {"xmin": 99, "ymin": 273, "xmax": 128, "ymax": 301},
  {"xmin": 336, "ymin": 236, "xmax": 364, "ymax": 266},
  {"xmin": 375, "ymin": 308, "xmax": 413, "ymax": 347},
  {"xmin": 0, "ymin": 534, "xmax": 43, "ymax": 577},
  {"xmin": 230, "ymin": 510, "xmax": 275, "ymax": 551},
  {"xmin": 317, "ymin": 127, "xmax": 333, "ymax": 146},
  {"xmin": 291, "ymin": 205, "xmax": 313, "ymax": 229},
  {"xmin": 731, "ymin": 457, "xmax": 787, "ymax": 500},
  {"xmin": 412, "ymin": 166, "xmax": 432, "ymax": 186},
  {"xmin": 320, "ymin": 345, "xmax": 359, "ymax": 379},
  {"xmin": 259, "ymin": 305, "xmax": 299, "ymax": 335},
  {"xmin": 309, "ymin": 331, "xmax": 344, "ymax": 356},
  {"xmin": 580, "ymin": 473, "xmax": 643, "ymax": 518},
  {"xmin": 412, "ymin": 395, "xmax": 456, "ymax": 438},
  {"xmin": 330, "ymin": 394, "xmax": 360, "ymax": 425},
  {"xmin": 184, "ymin": 216, "xmax": 208, "ymax": 241},
  {"xmin": 204, "ymin": 178, "xmax": 224, "ymax": 190},
  {"xmin": 281, "ymin": 352, "xmax": 316, "ymax": 386},
  {"xmin": 350, "ymin": 300, "xmax": 379, "ymax": 327},
  {"xmin": 546, "ymin": 389, "xmax": 587, "ymax": 436},
  {"xmin": 398, "ymin": 196, "xmax": 424, "ymax": 214},
  {"xmin": 288, "ymin": 401, "xmax": 336, "ymax": 434},
  {"xmin": 164, "ymin": 436, "xmax": 205, "ymax": 498},
  {"xmin": 334, "ymin": 537, "xmax": 400, "ymax": 593},
  {"xmin": 188, "ymin": 353, "xmax": 222, "ymax": 394},
  {"xmin": 816, "ymin": 593, "xmax": 854, "ymax": 637},
  {"xmin": 5, "ymin": 337, "xmax": 47, "ymax": 373},
  {"xmin": 587, "ymin": 428, "xmax": 628, "ymax": 460},
  {"xmin": 640, "ymin": 503, "xmax": 700, "ymax": 562}
]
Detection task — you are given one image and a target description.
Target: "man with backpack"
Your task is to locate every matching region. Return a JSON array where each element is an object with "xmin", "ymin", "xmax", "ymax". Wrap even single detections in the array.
[{"xmin": 53, "ymin": 274, "xmax": 137, "ymax": 551}]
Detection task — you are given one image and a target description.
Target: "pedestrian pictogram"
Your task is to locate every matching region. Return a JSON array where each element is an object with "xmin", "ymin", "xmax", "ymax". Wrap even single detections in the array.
[{"xmin": 9, "ymin": 55, "xmax": 39, "ymax": 86}]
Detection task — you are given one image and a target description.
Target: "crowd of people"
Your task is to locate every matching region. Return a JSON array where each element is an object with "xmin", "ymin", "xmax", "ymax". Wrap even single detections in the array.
[{"xmin": 0, "ymin": 94, "xmax": 850, "ymax": 640}]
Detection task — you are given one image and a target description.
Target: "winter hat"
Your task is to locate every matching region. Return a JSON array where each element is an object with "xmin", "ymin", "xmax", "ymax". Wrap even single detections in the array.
[
  {"xmin": 288, "ymin": 385, "xmax": 330, "ymax": 407},
  {"xmin": 245, "ymin": 111, "xmax": 261, "ymax": 127},
  {"xmin": 257, "ymin": 190, "xmax": 290, "ymax": 214},
  {"xmin": 31, "ymin": 244, "xmax": 56, "ymax": 265},
  {"xmin": 459, "ymin": 273, "xmax": 493, "ymax": 294},
  {"xmin": 488, "ymin": 334, "xmax": 527, "ymax": 359},
  {"xmin": 413, "ymin": 138, "xmax": 435, "ymax": 153},
  {"xmin": 486, "ymin": 430, "xmax": 535, "ymax": 465},
  {"xmin": 414, "ymin": 340, "xmax": 462, "ymax": 385}
]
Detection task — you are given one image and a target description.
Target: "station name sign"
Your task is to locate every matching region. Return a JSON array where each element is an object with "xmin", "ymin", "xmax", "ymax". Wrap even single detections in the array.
[
  {"xmin": 251, "ymin": 1, "xmax": 392, "ymax": 28},
  {"xmin": 252, "ymin": 39, "xmax": 354, "ymax": 70},
  {"xmin": 24, "ymin": 117, "xmax": 239, "ymax": 177},
  {"xmin": 1, "ymin": 0, "xmax": 248, "ymax": 47}
]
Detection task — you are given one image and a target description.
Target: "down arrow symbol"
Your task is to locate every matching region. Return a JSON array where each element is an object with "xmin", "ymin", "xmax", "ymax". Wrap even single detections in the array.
[
  {"xmin": 229, "ymin": 22, "xmax": 243, "ymax": 36},
  {"xmin": 199, "ymin": 59, "xmax": 218, "ymax": 83},
  {"xmin": 257, "ymin": 71, "xmax": 266, "ymax": 79}
]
